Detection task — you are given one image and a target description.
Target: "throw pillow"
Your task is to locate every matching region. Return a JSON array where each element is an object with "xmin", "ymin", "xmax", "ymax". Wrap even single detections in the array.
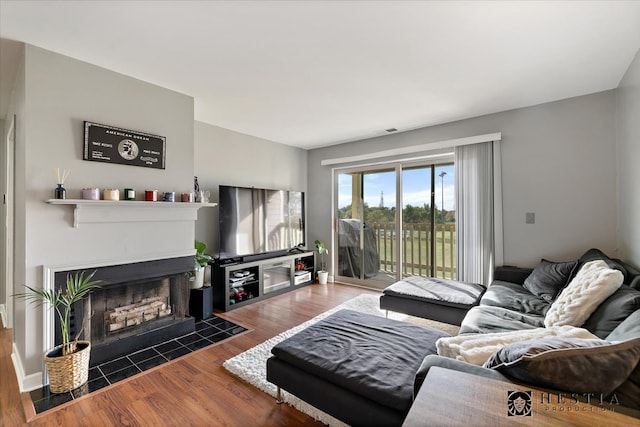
[
  {"xmin": 581, "ymin": 287, "xmax": 640, "ymax": 339},
  {"xmin": 523, "ymin": 259, "xmax": 578, "ymax": 301},
  {"xmin": 607, "ymin": 308, "xmax": 640, "ymax": 342},
  {"xmin": 605, "ymin": 310, "xmax": 640, "ymax": 410},
  {"xmin": 544, "ymin": 260, "xmax": 624, "ymax": 328},
  {"xmin": 578, "ymin": 248, "xmax": 628, "ymax": 283},
  {"xmin": 483, "ymin": 337, "xmax": 640, "ymax": 396}
]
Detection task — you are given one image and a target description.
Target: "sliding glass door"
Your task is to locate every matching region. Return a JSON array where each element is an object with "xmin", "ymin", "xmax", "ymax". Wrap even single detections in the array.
[
  {"xmin": 335, "ymin": 160, "xmax": 455, "ymax": 290},
  {"xmin": 336, "ymin": 167, "xmax": 398, "ymax": 288},
  {"xmin": 401, "ymin": 164, "xmax": 455, "ymax": 279}
]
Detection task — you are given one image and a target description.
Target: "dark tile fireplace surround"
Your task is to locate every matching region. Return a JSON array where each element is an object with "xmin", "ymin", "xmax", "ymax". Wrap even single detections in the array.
[
  {"xmin": 56, "ymin": 256, "xmax": 196, "ymax": 366},
  {"xmin": 31, "ymin": 256, "xmax": 247, "ymax": 414}
]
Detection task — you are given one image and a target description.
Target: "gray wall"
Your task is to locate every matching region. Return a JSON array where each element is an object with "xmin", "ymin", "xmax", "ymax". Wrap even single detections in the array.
[
  {"xmin": 308, "ymin": 91, "xmax": 619, "ymax": 270},
  {"xmin": 13, "ymin": 45, "xmax": 195, "ymax": 385},
  {"xmin": 616, "ymin": 49, "xmax": 640, "ymax": 267},
  {"xmin": 5, "ymin": 51, "xmax": 26, "ymax": 346},
  {"xmin": 0, "ymin": 117, "xmax": 5, "ymax": 308},
  {"xmin": 4, "ymin": 45, "xmax": 308, "ymax": 390},
  {"xmin": 194, "ymin": 121, "xmax": 308, "ymax": 256}
]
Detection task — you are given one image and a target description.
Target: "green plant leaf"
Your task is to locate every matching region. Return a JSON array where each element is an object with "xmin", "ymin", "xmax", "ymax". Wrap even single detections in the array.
[
  {"xmin": 195, "ymin": 240, "xmax": 213, "ymax": 268},
  {"xmin": 15, "ymin": 270, "xmax": 101, "ymax": 353},
  {"xmin": 195, "ymin": 240, "xmax": 207, "ymax": 254}
]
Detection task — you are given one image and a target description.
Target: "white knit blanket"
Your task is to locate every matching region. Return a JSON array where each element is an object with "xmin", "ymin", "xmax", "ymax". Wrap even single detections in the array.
[{"xmin": 436, "ymin": 325, "xmax": 598, "ymax": 365}]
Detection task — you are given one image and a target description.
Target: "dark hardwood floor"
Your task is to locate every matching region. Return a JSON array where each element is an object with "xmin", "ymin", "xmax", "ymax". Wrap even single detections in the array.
[{"xmin": 1, "ymin": 283, "xmax": 379, "ymax": 426}]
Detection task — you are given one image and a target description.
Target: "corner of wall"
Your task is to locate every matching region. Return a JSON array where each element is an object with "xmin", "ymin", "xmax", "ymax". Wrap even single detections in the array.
[
  {"xmin": 11, "ymin": 343, "xmax": 43, "ymax": 392},
  {"xmin": 614, "ymin": 48, "xmax": 640, "ymax": 267}
]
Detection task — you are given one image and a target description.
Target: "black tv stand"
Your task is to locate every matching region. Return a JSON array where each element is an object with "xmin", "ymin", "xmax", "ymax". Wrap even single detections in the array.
[
  {"xmin": 241, "ymin": 251, "xmax": 289, "ymax": 263},
  {"xmin": 288, "ymin": 246, "xmax": 307, "ymax": 254},
  {"xmin": 212, "ymin": 251, "xmax": 315, "ymax": 311}
]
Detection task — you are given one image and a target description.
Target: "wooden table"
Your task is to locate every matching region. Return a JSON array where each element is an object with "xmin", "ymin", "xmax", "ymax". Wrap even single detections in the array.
[{"xmin": 403, "ymin": 367, "xmax": 640, "ymax": 426}]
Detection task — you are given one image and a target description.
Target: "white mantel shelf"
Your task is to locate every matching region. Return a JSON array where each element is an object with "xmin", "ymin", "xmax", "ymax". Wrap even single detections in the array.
[{"xmin": 46, "ymin": 199, "xmax": 217, "ymax": 228}]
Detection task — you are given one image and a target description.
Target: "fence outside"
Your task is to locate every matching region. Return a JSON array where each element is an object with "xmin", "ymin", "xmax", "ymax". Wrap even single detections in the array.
[{"xmin": 370, "ymin": 222, "xmax": 456, "ymax": 279}]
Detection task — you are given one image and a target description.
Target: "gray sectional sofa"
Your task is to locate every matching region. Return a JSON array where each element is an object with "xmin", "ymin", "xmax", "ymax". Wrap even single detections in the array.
[
  {"xmin": 267, "ymin": 249, "xmax": 640, "ymax": 426},
  {"xmin": 419, "ymin": 248, "xmax": 640, "ymax": 411},
  {"xmin": 459, "ymin": 248, "xmax": 640, "ymax": 337}
]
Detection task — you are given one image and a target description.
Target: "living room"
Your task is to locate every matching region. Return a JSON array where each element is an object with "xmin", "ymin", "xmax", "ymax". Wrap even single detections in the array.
[{"xmin": 1, "ymin": 1, "xmax": 639, "ymax": 426}]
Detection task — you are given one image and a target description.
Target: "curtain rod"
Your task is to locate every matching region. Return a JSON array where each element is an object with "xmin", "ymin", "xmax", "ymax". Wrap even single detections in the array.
[{"xmin": 321, "ymin": 132, "xmax": 502, "ymax": 166}]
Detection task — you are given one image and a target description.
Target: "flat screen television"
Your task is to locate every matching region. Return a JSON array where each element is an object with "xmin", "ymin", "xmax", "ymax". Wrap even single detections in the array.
[{"xmin": 218, "ymin": 185, "xmax": 305, "ymax": 260}]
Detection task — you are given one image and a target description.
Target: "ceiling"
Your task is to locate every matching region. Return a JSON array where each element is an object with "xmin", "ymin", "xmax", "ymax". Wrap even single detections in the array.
[{"xmin": 1, "ymin": 1, "xmax": 639, "ymax": 149}]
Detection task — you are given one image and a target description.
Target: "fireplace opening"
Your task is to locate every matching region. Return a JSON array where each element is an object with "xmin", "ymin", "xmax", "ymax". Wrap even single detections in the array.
[
  {"xmin": 54, "ymin": 256, "xmax": 196, "ymax": 366},
  {"xmin": 106, "ymin": 293, "xmax": 171, "ymax": 335},
  {"xmin": 95, "ymin": 277, "xmax": 175, "ymax": 340}
]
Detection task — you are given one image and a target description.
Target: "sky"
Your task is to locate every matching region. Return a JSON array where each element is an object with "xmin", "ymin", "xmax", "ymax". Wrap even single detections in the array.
[{"xmin": 338, "ymin": 163, "xmax": 455, "ymax": 211}]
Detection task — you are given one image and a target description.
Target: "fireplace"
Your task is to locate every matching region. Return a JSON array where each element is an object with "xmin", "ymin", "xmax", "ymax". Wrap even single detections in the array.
[{"xmin": 54, "ymin": 256, "xmax": 195, "ymax": 366}]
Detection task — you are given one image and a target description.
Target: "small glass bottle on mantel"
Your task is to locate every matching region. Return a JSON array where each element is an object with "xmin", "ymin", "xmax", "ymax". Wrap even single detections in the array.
[
  {"xmin": 54, "ymin": 168, "xmax": 69, "ymax": 200},
  {"xmin": 54, "ymin": 184, "xmax": 66, "ymax": 200}
]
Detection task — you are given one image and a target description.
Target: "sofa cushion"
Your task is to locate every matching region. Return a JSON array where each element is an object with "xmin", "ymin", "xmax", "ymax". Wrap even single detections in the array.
[
  {"xmin": 483, "ymin": 336, "xmax": 640, "ymax": 396},
  {"xmin": 270, "ymin": 309, "xmax": 449, "ymax": 412},
  {"xmin": 544, "ymin": 260, "xmax": 624, "ymax": 328},
  {"xmin": 382, "ymin": 276, "xmax": 486, "ymax": 308},
  {"xmin": 582, "ymin": 287, "xmax": 640, "ymax": 338},
  {"xmin": 414, "ymin": 354, "xmax": 513, "ymax": 397},
  {"xmin": 607, "ymin": 309, "xmax": 640, "ymax": 342},
  {"xmin": 612, "ymin": 361, "xmax": 640, "ymax": 411},
  {"xmin": 493, "ymin": 266, "xmax": 533, "ymax": 285},
  {"xmin": 578, "ymin": 248, "xmax": 629, "ymax": 283},
  {"xmin": 459, "ymin": 305, "xmax": 545, "ymax": 335},
  {"xmin": 605, "ymin": 310, "xmax": 640, "ymax": 410},
  {"xmin": 523, "ymin": 259, "xmax": 578, "ymax": 301},
  {"xmin": 480, "ymin": 281, "xmax": 550, "ymax": 316}
]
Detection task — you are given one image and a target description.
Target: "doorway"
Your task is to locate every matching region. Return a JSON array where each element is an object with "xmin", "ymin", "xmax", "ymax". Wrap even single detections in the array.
[
  {"xmin": 334, "ymin": 159, "xmax": 455, "ymax": 290},
  {"xmin": 1, "ymin": 115, "xmax": 15, "ymax": 328}
]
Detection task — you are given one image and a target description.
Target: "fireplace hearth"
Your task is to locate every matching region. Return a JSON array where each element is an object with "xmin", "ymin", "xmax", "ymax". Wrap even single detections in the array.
[
  {"xmin": 31, "ymin": 313, "xmax": 247, "ymax": 414},
  {"xmin": 54, "ymin": 256, "xmax": 196, "ymax": 366}
]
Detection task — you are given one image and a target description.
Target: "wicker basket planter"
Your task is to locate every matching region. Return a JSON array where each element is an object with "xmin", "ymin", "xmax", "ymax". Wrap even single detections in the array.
[{"xmin": 44, "ymin": 340, "xmax": 91, "ymax": 393}]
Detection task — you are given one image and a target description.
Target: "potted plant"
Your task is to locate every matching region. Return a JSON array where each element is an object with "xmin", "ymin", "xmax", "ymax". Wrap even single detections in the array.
[
  {"xmin": 16, "ymin": 270, "xmax": 101, "ymax": 393},
  {"xmin": 192, "ymin": 240, "xmax": 213, "ymax": 289},
  {"xmin": 314, "ymin": 239, "xmax": 329, "ymax": 285}
]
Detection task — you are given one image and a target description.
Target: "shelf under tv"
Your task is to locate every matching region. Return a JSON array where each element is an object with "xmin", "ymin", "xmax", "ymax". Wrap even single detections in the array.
[{"xmin": 212, "ymin": 251, "xmax": 316, "ymax": 311}]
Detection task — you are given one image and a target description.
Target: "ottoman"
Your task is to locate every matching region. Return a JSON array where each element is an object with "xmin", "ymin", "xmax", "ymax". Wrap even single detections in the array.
[
  {"xmin": 380, "ymin": 276, "xmax": 486, "ymax": 325},
  {"xmin": 266, "ymin": 309, "xmax": 449, "ymax": 427}
]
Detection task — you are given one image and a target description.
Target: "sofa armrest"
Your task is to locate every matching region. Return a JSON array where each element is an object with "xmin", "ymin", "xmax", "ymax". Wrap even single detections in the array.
[
  {"xmin": 414, "ymin": 354, "xmax": 514, "ymax": 398},
  {"xmin": 493, "ymin": 266, "xmax": 533, "ymax": 285}
]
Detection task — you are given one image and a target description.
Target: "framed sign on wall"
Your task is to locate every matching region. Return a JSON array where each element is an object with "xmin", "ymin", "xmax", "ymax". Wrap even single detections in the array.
[{"xmin": 83, "ymin": 122, "xmax": 166, "ymax": 169}]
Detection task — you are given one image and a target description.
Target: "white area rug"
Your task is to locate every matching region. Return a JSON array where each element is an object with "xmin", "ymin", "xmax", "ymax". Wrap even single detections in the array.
[{"xmin": 222, "ymin": 293, "xmax": 459, "ymax": 426}]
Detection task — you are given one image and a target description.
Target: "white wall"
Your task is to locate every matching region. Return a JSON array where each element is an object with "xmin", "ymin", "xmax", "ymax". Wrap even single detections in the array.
[
  {"xmin": 194, "ymin": 121, "xmax": 307, "ymax": 256},
  {"xmin": 14, "ymin": 44, "xmax": 195, "ymax": 388},
  {"xmin": 308, "ymin": 91, "xmax": 618, "ymax": 271},
  {"xmin": 616, "ymin": 49, "xmax": 640, "ymax": 268}
]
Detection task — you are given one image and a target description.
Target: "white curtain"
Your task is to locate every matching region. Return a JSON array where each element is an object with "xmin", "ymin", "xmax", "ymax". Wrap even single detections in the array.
[{"xmin": 455, "ymin": 141, "xmax": 502, "ymax": 285}]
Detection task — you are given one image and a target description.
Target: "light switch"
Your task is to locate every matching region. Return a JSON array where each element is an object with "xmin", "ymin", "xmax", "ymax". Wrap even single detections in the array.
[{"xmin": 526, "ymin": 212, "xmax": 535, "ymax": 224}]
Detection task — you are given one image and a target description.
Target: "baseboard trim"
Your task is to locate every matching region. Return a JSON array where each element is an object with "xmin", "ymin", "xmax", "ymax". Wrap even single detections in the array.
[{"xmin": 11, "ymin": 343, "xmax": 43, "ymax": 392}]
